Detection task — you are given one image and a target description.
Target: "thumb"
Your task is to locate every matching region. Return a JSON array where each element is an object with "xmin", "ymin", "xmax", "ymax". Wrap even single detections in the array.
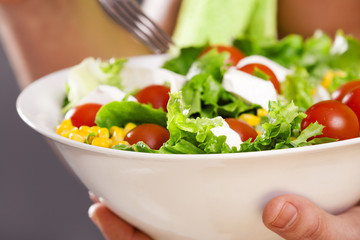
[{"xmin": 262, "ymin": 194, "xmax": 360, "ymax": 240}]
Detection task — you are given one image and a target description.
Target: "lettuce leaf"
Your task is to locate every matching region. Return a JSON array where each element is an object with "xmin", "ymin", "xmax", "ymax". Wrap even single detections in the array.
[
  {"xmin": 166, "ymin": 49, "xmax": 259, "ymax": 119},
  {"xmin": 108, "ymin": 95, "xmax": 335, "ymax": 154},
  {"xmin": 112, "ymin": 141, "xmax": 157, "ymax": 153},
  {"xmin": 240, "ymin": 101, "xmax": 335, "ymax": 152},
  {"xmin": 281, "ymin": 67, "xmax": 313, "ymax": 111},
  {"xmin": 181, "ymin": 73, "xmax": 259, "ymax": 118},
  {"xmin": 193, "ymin": 49, "xmax": 230, "ymax": 82},
  {"xmin": 62, "ymin": 58, "xmax": 126, "ymax": 113},
  {"xmin": 95, "ymin": 101, "xmax": 167, "ymax": 128},
  {"xmin": 159, "ymin": 91, "xmax": 233, "ymax": 154},
  {"xmin": 172, "ymin": 0, "xmax": 277, "ymax": 48},
  {"xmin": 162, "ymin": 46, "xmax": 205, "ymax": 75}
]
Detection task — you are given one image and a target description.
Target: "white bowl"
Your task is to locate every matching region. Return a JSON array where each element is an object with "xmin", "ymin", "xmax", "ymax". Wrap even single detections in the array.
[{"xmin": 17, "ymin": 55, "xmax": 360, "ymax": 240}]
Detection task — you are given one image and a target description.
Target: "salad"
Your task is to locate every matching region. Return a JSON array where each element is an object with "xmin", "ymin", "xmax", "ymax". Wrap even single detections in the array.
[{"xmin": 56, "ymin": 31, "xmax": 360, "ymax": 154}]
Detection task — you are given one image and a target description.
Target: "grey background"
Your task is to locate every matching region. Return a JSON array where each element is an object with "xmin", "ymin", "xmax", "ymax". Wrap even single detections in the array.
[{"xmin": 0, "ymin": 41, "xmax": 102, "ymax": 239}]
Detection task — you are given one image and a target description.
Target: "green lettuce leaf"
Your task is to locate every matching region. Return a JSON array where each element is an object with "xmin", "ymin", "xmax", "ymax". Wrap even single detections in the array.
[
  {"xmin": 240, "ymin": 101, "xmax": 336, "ymax": 152},
  {"xmin": 62, "ymin": 57, "xmax": 126, "ymax": 113},
  {"xmin": 172, "ymin": 0, "xmax": 277, "ymax": 48},
  {"xmin": 162, "ymin": 46, "xmax": 205, "ymax": 75},
  {"xmin": 160, "ymin": 91, "xmax": 233, "ymax": 154},
  {"xmin": 112, "ymin": 141, "xmax": 157, "ymax": 153},
  {"xmin": 194, "ymin": 49, "xmax": 230, "ymax": 82},
  {"xmin": 281, "ymin": 67, "xmax": 313, "ymax": 111},
  {"xmin": 181, "ymin": 73, "xmax": 259, "ymax": 118},
  {"xmin": 240, "ymin": 101, "xmax": 306, "ymax": 151},
  {"xmin": 291, "ymin": 122, "xmax": 337, "ymax": 147},
  {"xmin": 95, "ymin": 101, "xmax": 167, "ymax": 128}
]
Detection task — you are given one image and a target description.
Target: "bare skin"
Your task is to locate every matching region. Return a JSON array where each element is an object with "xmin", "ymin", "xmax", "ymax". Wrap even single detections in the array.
[
  {"xmin": 0, "ymin": 0, "xmax": 180, "ymax": 88},
  {"xmin": 88, "ymin": 193, "xmax": 360, "ymax": 240},
  {"xmin": 1, "ymin": 0, "xmax": 360, "ymax": 87},
  {"xmin": 277, "ymin": 0, "xmax": 360, "ymax": 39},
  {"xmin": 1, "ymin": 0, "xmax": 360, "ymax": 239}
]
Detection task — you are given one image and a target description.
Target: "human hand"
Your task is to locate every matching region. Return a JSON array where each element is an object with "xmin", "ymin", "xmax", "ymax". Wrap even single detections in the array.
[
  {"xmin": 88, "ymin": 192, "xmax": 151, "ymax": 240},
  {"xmin": 262, "ymin": 194, "xmax": 360, "ymax": 239},
  {"xmin": 88, "ymin": 193, "xmax": 360, "ymax": 240}
]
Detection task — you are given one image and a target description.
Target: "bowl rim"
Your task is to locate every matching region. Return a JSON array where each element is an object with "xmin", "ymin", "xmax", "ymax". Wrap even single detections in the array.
[{"xmin": 16, "ymin": 55, "xmax": 360, "ymax": 162}]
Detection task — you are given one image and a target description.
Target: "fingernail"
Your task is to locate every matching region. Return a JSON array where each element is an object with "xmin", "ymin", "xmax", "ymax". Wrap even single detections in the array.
[
  {"xmin": 271, "ymin": 202, "xmax": 298, "ymax": 229},
  {"xmin": 88, "ymin": 204, "xmax": 100, "ymax": 227},
  {"xmin": 88, "ymin": 191, "xmax": 97, "ymax": 202}
]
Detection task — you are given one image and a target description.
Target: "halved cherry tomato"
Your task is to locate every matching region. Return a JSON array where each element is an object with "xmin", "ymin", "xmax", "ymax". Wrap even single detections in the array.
[
  {"xmin": 331, "ymin": 80, "xmax": 360, "ymax": 101},
  {"xmin": 238, "ymin": 63, "xmax": 281, "ymax": 94},
  {"xmin": 68, "ymin": 103, "xmax": 102, "ymax": 128},
  {"xmin": 124, "ymin": 123, "xmax": 170, "ymax": 150},
  {"xmin": 342, "ymin": 87, "xmax": 360, "ymax": 126},
  {"xmin": 225, "ymin": 118, "xmax": 258, "ymax": 142},
  {"xmin": 199, "ymin": 45, "xmax": 245, "ymax": 66},
  {"xmin": 135, "ymin": 85, "xmax": 170, "ymax": 112},
  {"xmin": 301, "ymin": 100, "xmax": 359, "ymax": 140}
]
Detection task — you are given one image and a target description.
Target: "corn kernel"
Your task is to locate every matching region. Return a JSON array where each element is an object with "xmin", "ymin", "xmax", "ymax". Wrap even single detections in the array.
[
  {"xmin": 90, "ymin": 126, "xmax": 100, "ymax": 134},
  {"xmin": 239, "ymin": 114, "xmax": 261, "ymax": 127},
  {"xmin": 111, "ymin": 127, "xmax": 126, "ymax": 141},
  {"xmin": 256, "ymin": 109, "xmax": 268, "ymax": 117},
  {"xmin": 56, "ymin": 119, "xmax": 74, "ymax": 134},
  {"xmin": 79, "ymin": 126, "xmax": 92, "ymax": 134},
  {"xmin": 79, "ymin": 130, "xmax": 90, "ymax": 138},
  {"xmin": 110, "ymin": 126, "xmax": 120, "ymax": 135},
  {"xmin": 69, "ymin": 132, "xmax": 86, "ymax": 143},
  {"xmin": 311, "ymin": 88, "xmax": 317, "ymax": 96},
  {"xmin": 92, "ymin": 137, "xmax": 112, "ymax": 148},
  {"xmin": 124, "ymin": 122, "xmax": 136, "ymax": 133},
  {"xmin": 98, "ymin": 128, "xmax": 110, "ymax": 139},
  {"xmin": 59, "ymin": 129, "xmax": 72, "ymax": 138},
  {"xmin": 61, "ymin": 119, "xmax": 73, "ymax": 128},
  {"xmin": 321, "ymin": 70, "xmax": 346, "ymax": 89},
  {"xmin": 321, "ymin": 70, "xmax": 334, "ymax": 89}
]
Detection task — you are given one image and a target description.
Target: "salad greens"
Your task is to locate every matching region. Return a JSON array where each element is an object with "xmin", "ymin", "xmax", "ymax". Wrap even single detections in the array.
[
  {"xmin": 162, "ymin": 46, "xmax": 205, "ymax": 75},
  {"xmin": 161, "ymin": 91, "xmax": 231, "ymax": 154},
  {"xmin": 62, "ymin": 30, "xmax": 360, "ymax": 154},
  {"xmin": 181, "ymin": 73, "xmax": 259, "ymax": 119},
  {"xmin": 172, "ymin": 0, "xmax": 277, "ymax": 47},
  {"xmin": 95, "ymin": 101, "xmax": 167, "ymax": 129},
  {"xmin": 165, "ymin": 31, "xmax": 360, "ymax": 110},
  {"xmin": 112, "ymin": 93, "xmax": 332, "ymax": 154},
  {"xmin": 63, "ymin": 58, "xmax": 126, "ymax": 113}
]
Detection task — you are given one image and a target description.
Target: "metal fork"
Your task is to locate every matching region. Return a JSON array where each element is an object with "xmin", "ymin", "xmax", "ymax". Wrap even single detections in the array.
[{"xmin": 98, "ymin": 0, "xmax": 174, "ymax": 54}]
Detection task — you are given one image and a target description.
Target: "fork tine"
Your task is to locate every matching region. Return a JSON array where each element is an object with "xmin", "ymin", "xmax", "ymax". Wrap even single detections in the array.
[
  {"xmin": 99, "ymin": 0, "xmax": 164, "ymax": 52},
  {"xmin": 124, "ymin": 0, "xmax": 174, "ymax": 45},
  {"xmin": 98, "ymin": 0, "xmax": 172, "ymax": 53},
  {"xmin": 116, "ymin": 0, "xmax": 173, "ymax": 53},
  {"xmin": 113, "ymin": 1, "xmax": 169, "ymax": 53},
  {"xmin": 112, "ymin": 3, "xmax": 167, "ymax": 53}
]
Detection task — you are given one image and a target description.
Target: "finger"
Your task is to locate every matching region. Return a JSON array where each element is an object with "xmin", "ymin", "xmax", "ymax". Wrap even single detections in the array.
[
  {"xmin": 88, "ymin": 203, "xmax": 152, "ymax": 240},
  {"xmin": 262, "ymin": 194, "xmax": 360, "ymax": 240},
  {"xmin": 337, "ymin": 206, "xmax": 360, "ymax": 238}
]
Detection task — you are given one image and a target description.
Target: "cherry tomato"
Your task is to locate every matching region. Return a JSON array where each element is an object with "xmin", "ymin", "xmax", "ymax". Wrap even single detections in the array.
[
  {"xmin": 124, "ymin": 123, "xmax": 170, "ymax": 150},
  {"xmin": 331, "ymin": 80, "xmax": 360, "ymax": 101},
  {"xmin": 135, "ymin": 85, "xmax": 170, "ymax": 112},
  {"xmin": 68, "ymin": 103, "xmax": 102, "ymax": 128},
  {"xmin": 342, "ymin": 87, "xmax": 360, "ymax": 126},
  {"xmin": 225, "ymin": 118, "xmax": 258, "ymax": 142},
  {"xmin": 301, "ymin": 100, "xmax": 359, "ymax": 140},
  {"xmin": 199, "ymin": 45, "xmax": 245, "ymax": 66},
  {"xmin": 238, "ymin": 63, "xmax": 281, "ymax": 94}
]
